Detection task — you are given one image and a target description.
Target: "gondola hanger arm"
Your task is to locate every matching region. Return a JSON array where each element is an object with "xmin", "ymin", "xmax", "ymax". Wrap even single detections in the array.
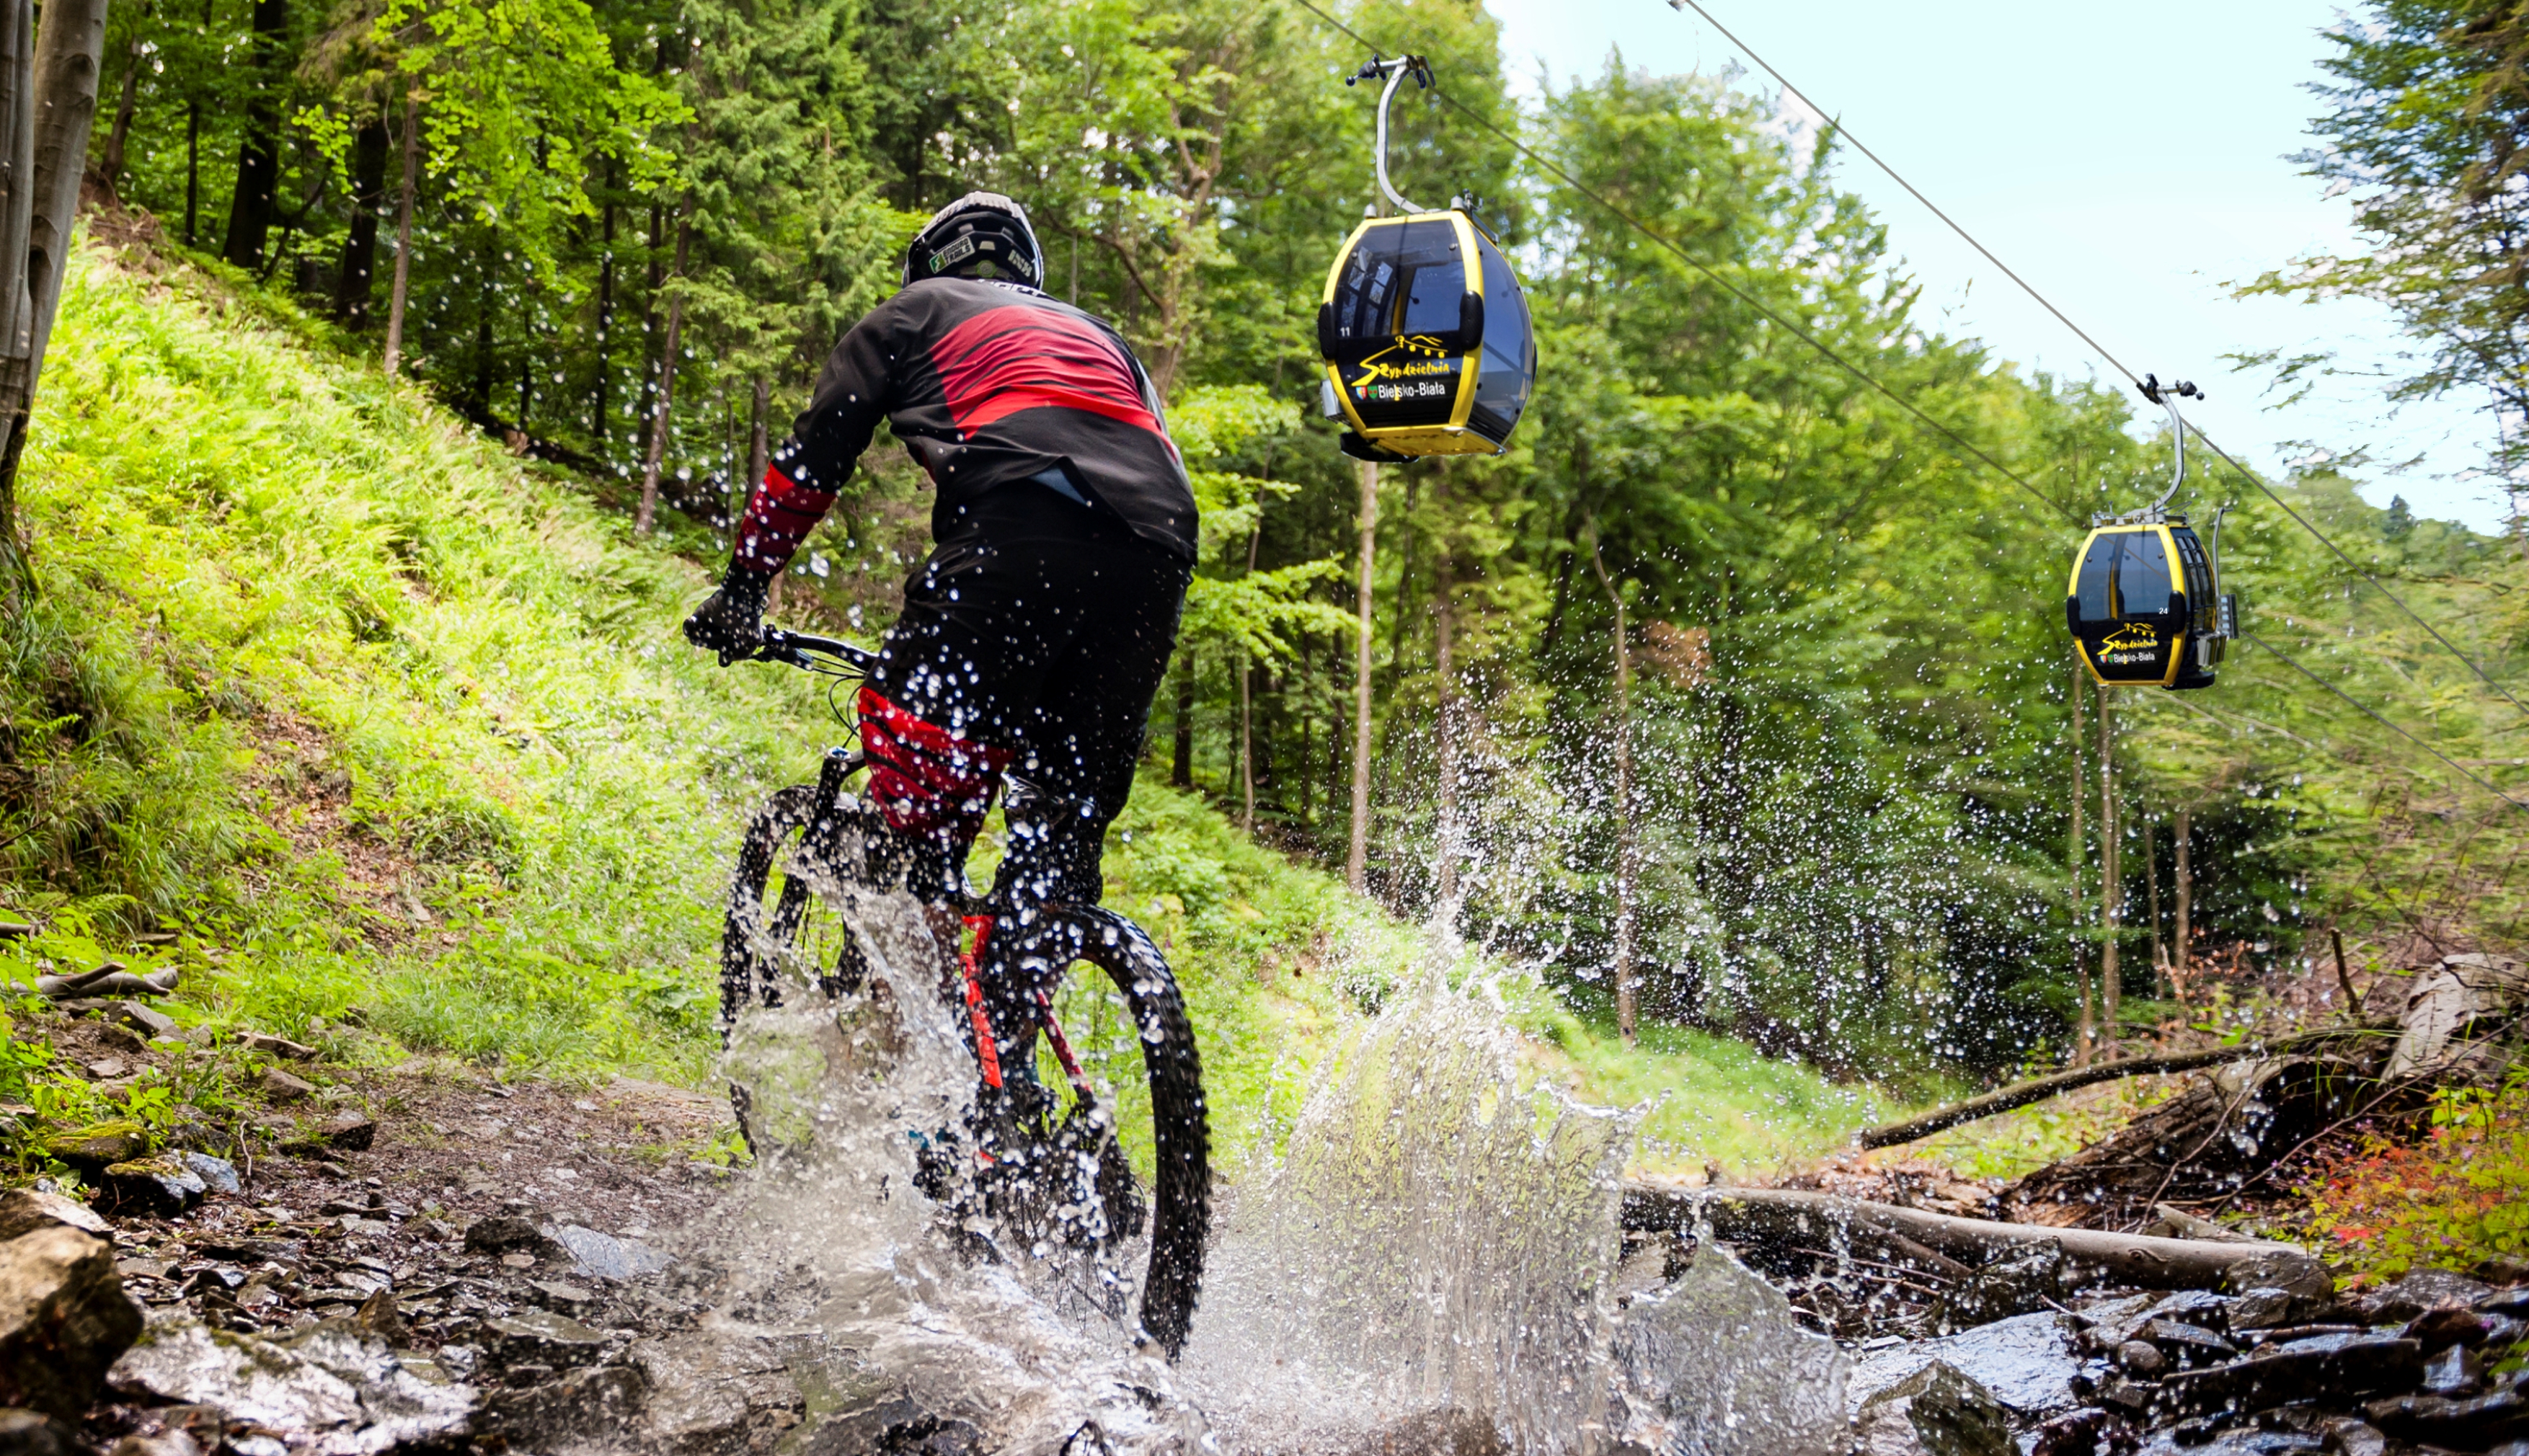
[
  {"xmin": 1348, "ymin": 53, "xmax": 1433, "ymax": 216},
  {"xmin": 2137, "ymin": 372, "xmax": 2204, "ymax": 515}
]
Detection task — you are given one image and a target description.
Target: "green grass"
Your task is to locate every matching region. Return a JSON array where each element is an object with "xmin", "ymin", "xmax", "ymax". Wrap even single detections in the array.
[{"xmin": 0, "ymin": 241, "xmax": 1900, "ymax": 1181}]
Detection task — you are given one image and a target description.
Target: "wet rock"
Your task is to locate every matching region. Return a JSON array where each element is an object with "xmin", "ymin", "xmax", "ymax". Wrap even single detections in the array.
[
  {"xmin": 628, "ymin": 1331, "xmax": 804, "ymax": 1456},
  {"xmin": 2407, "ymin": 1302, "xmax": 2492, "ymax": 1353},
  {"xmin": 103, "ymin": 1430, "xmax": 203, "ymax": 1456},
  {"xmin": 1849, "ymin": 1361, "xmax": 2013, "ymax": 1456},
  {"xmin": 2479, "ymin": 1287, "xmax": 2529, "ymax": 1319},
  {"xmin": 99, "ymin": 1159, "xmax": 209, "ymax": 1219},
  {"xmin": 799, "ymin": 1393, "xmax": 986, "ymax": 1455},
  {"xmin": 177, "ymin": 1153, "xmax": 240, "ymax": 1197},
  {"xmin": 2159, "ymin": 1333, "xmax": 2422, "ymax": 1416},
  {"xmin": 1851, "ymin": 1311, "xmax": 2086, "ymax": 1419},
  {"xmin": 2028, "ymin": 1408, "xmax": 2114, "ymax": 1456},
  {"xmin": 0, "ymin": 1190, "xmax": 110, "ymax": 1243},
  {"xmin": 259, "ymin": 1068, "xmax": 314, "ymax": 1103},
  {"xmin": 1941, "ymin": 1247, "xmax": 2065, "ymax": 1328},
  {"xmin": 552, "ymin": 1224, "xmax": 671, "ymax": 1280},
  {"xmin": 480, "ymin": 1362, "xmax": 649, "ymax": 1448},
  {"xmin": 0, "ymin": 1407, "xmax": 81, "ymax": 1456},
  {"xmin": 2115, "ymin": 1341, "xmax": 2167, "ymax": 1377},
  {"xmin": 2365, "ymin": 1388, "xmax": 2529, "ymax": 1449},
  {"xmin": 0, "ymin": 1223, "xmax": 146, "ymax": 1419},
  {"xmin": 107, "ymin": 1315, "xmax": 475, "ymax": 1453},
  {"xmin": 2358, "ymin": 1268, "xmax": 2489, "ymax": 1324},
  {"xmin": 461, "ymin": 1217, "xmax": 563, "ymax": 1261},
  {"xmin": 2422, "ymin": 1342, "xmax": 2483, "ymax": 1395},
  {"xmin": 2130, "ymin": 1290, "xmax": 2234, "ymax": 1336},
  {"xmin": 2139, "ymin": 1318, "xmax": 2237, "ymax": 1367},
  {"xmin": 2229, "ymin": 1288, "xmax": 2297, "ymax": 1332},
  {"xmin": 2321, "ymin": 1417, "xmax": 2387, "ymax": 1456},
  {"xmin": 482, "ymin": 1309, "xmax": 608, "ymax": 1368},
  {"xmin": 2223, "ymin": 1251, "xmax": 2333, "ymax": 1311},
  {"xmin": 1611, "ymin": 1245, "xmax": 1851, "ymax": 1456}
]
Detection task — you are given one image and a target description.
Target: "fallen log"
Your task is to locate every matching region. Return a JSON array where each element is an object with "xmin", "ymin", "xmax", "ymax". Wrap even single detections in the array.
[
  {"xmin": 31, "ymin": 962, "xmax": 177, "ymax": 1000},
  {"xmin": 1624, "ymin": 1183, "xmax": 2316, "ymax": 1293},
  {"xmin": 1856, "ymin": 1029, "xmax": 2362, "ymax": 1149}
]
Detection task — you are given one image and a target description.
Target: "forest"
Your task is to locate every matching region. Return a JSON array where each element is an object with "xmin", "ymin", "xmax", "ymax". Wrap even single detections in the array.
[{"xmin": 30, "ymin": 0, "xmax": 2529, "ymax": 1089}]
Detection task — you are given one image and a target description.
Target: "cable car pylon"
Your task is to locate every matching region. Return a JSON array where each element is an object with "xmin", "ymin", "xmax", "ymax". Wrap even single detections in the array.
[
  {"xmin": 2066, "ymin": 375, "xmax": 2240, "ymax": 691},
  {"xmin": 1316, "ymin": 53, "xmax": 1537, "ymax": 463}
]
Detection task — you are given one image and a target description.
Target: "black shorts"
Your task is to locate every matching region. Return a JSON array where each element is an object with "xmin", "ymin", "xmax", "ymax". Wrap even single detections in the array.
[{"xmin": 869, "ymin": 481, "xmax": 1190, "ymax": 896}]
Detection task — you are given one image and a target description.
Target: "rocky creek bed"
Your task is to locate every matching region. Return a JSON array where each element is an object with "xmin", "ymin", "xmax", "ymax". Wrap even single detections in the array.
[{"xmin": 1, "ymin": 1088, "xmax": 2523, "ymax": 1455}]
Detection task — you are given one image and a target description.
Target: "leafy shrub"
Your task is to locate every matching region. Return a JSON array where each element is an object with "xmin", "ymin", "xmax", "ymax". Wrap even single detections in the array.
[{"xmin": 2298, "ymin": 1066, "xmax": 2529, "ymax": 1280}]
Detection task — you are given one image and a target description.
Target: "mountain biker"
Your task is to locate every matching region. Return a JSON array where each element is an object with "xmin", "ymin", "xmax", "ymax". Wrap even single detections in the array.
[{"xmin": 682, "ymin": 192, "xmax": 1195, "ymax": 929}]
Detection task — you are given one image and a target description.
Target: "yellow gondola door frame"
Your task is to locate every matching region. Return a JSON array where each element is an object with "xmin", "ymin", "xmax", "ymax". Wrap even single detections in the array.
[{"xmin": 1319, "ymin": 210, "xmax": 1491, "ymax": 457}]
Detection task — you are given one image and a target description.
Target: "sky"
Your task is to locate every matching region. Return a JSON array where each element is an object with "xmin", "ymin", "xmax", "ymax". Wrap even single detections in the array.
[{"xmin": 1482, "ymin": 0, "xmax": 2513, "ymax": 532}]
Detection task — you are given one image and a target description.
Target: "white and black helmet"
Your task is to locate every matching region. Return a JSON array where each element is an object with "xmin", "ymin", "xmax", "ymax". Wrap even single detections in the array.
[{"xmin": 902, "ymin": 192, "xmax": 1043, "ymax": 288}]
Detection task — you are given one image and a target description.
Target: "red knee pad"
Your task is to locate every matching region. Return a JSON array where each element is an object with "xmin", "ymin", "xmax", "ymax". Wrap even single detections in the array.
[{"xmin": 856, "ymin": 687, "xmax": 1013, "ymax": 845}]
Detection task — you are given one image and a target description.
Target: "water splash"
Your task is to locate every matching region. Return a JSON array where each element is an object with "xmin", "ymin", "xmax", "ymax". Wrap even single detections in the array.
[{"xmin": 1183, "ymin": 950, "xmax": 1639, "ymax": 1454}]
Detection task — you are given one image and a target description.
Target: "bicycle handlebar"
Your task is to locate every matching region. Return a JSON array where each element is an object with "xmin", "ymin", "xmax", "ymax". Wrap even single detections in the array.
[{"xmin": 751, "ymin": 625, "xmax": 880, "ymax": 675}]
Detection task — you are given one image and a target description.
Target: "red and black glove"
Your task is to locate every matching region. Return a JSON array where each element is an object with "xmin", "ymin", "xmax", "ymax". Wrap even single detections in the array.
[{"xmin": 681, "ymin": 565, "xmax": 774, "ymax": 665}]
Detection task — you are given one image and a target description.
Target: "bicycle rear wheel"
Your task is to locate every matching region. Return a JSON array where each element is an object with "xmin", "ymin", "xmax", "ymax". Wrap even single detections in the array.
[{"xmin": 985, "ymin": 905, "xmax": 1210, "ymax": 1359}]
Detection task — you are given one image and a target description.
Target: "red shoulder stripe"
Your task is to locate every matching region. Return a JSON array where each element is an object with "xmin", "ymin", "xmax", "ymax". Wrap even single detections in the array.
[{"xmin": 933, "ymin": 305, "xmax": 1162, "ymax": 437}]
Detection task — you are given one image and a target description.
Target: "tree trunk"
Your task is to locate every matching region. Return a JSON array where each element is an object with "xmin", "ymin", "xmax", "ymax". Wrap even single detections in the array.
[
  {"xmin": 1298, "ymin": 631, "xmax": 1316, "ymax": 827},
  {"xmin": 1623, "ymin": 1184, "xmax": 2313, "ymax": 1292},
  {"xmin": 2071, "ymin": 654, "xmax": 2091, "ymax": 1065},
  {"xmin": 1432, "ymin": 474, "xmax": 1458, "ymax": 906},
  {"xmin": 591, "ymin": 187, "xmax": 614, "ymax": 450},
  {"xmin": 219, "ymin": 0, "xmax": 286, "ymax": 271},
  {"xmin": 96, "ymin": 4, "xmax": 143, "ymax": 201},
  {"xmin": 2174, "ymin": 802, "xmax": 2193, "ymax": 1000},
  {"xmin": 0, "ymin": 0, "xmax": 108, "ymax": 580},
  {"xmin": 1591, "ymin": 531, "xmax": 1638, "ymax": 1046},
  {"xmin": 182, "ymin": 97, "xmax": 198, "ymax": 244},
  {"xmin": 1348, "ymin": 459, "xmax": 1378, "ymax": 893},
  {"xmin": 381, "ymin": 89, "xmax": 418, "ymax": 378},
  {"xmin": 2147, "ymin": 811, "xmax": 2166, "ymax": 1000},
  {"xmin": 1171, "ymin": 648, "xmax": 1194, "ymax": 786},
  {"xmin": 0, "ymin": 0, "xmax": 32, "ymax": 585},
  {"xmin": 1611, "ymin": 595, "xmax": 1638, "ymax": 1046},
  {"xmin": 745, "ymin": 372, "xmax": 769, "ymax": 536},
  {"xmin": 467, "ymin": 252, "xmax": 492, "ymax": 416},
  {"xmin": 634, "ymin": 208, "xmax": 689, "ymax": 533},
  {"xmin": 1240, "ymin": 523, "xmax": 1261, "ymax": 837},
  {"xmin": 334, "ymin": 115, "xmax": 386, "ymax": 326},
  {"xmin": 1859, "ymin": 1029, "xmax": 2358, "ymax": 1148},
  {"xmin": 2099, "ymin": 685, "xmax": 2121, "ymax": 1052}
]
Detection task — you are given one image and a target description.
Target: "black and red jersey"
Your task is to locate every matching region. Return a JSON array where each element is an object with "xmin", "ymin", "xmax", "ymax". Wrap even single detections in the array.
[{"xmin": 733, "ymin": 278, "xmax": 1196, "ymax": 574}]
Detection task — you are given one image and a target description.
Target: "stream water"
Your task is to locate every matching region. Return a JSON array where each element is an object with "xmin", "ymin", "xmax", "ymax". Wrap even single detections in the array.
[{"xmin": 679, "ymin": 887, "xmax": 1845, "ymax": 1455}]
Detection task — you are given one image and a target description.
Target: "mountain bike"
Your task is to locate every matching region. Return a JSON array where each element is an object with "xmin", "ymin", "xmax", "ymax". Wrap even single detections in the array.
[{"xmin": 717, "ymin": 625, "xmax": 1209, "ymax": 1358}]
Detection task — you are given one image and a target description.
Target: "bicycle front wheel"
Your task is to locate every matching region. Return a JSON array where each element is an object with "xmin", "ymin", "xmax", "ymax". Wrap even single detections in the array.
[
  {"xmin": 722, "ymin": 786, "xmax": 867, "ymax": 1039},
  {"xmin": 990, "ymin": 905, "xmax": 1210, "ymax": 1359}
]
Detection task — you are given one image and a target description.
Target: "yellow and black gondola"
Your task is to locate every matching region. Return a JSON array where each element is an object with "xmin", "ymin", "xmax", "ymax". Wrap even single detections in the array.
[
  {"xmin": 1315, "ymin": 56, "xmax": 1537, "ymax": 463},
  {"xmin": 2065, "ymin": 376, "xmax": 2237, "ymax": 692},
  {"xmin": 2067, "ymin": 518, "xmax": 2225, "ymax": 689}
]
